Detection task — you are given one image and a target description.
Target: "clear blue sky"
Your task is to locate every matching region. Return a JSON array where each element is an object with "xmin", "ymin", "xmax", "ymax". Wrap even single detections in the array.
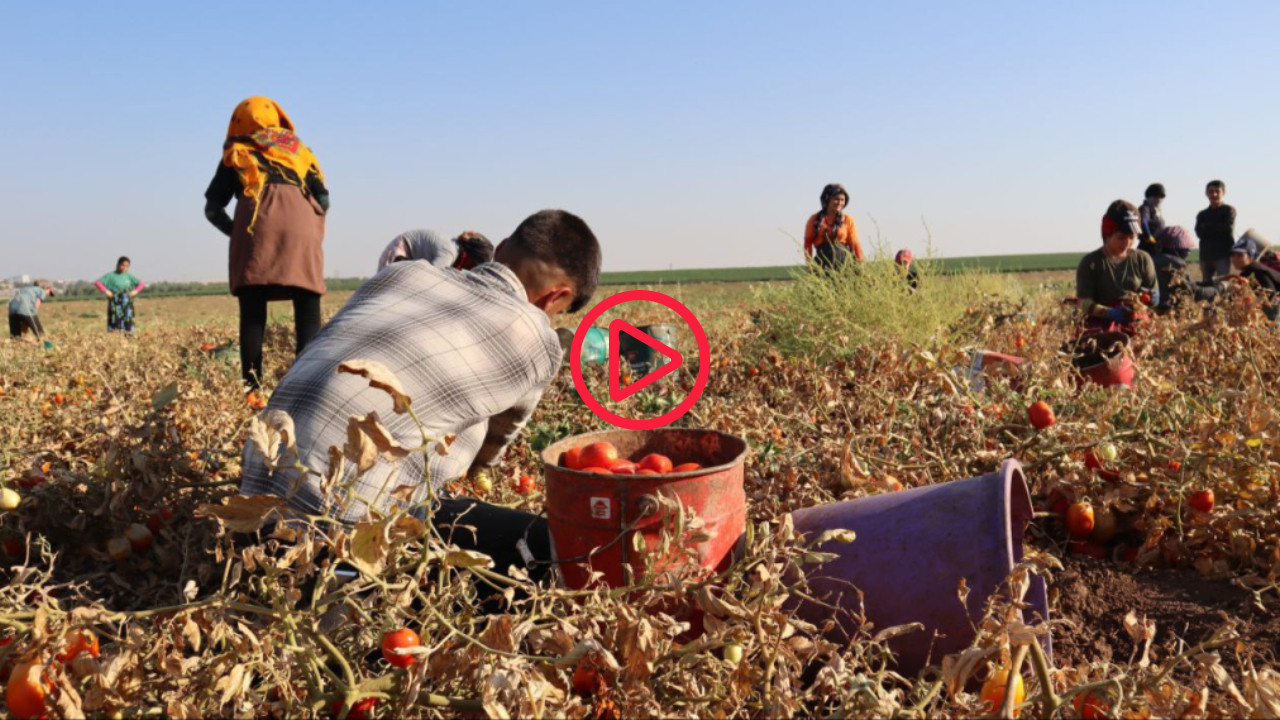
[{"xmin": 2, "ymin": 1, "xmax": 1277, "ymax": 282}]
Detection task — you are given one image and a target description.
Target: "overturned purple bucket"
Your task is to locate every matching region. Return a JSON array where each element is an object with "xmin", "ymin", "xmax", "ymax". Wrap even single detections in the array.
[{"xmin": 789, "ymin": 459, "xmax": 1050, "ymax": 674}]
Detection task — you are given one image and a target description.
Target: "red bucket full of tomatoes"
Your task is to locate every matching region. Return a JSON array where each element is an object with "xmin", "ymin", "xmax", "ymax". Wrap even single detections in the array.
[{"xmin": 541, "ymin": 429, "xmax": 748, "ymax": 591}]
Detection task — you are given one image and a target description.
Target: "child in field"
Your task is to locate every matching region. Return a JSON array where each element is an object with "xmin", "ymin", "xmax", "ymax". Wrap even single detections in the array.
[
  {"xmin": 1195, "ymin": 180, "xmax": 1236, "ymax": 282},
  {"xmin": 894, "ymin": 249, "xmax": 919, "ymax": 291},
  {"xmin": 8, "ymin": 280, "xmax": 55, "ymax": 341},
  {"xmin": 1138, "ymin": 183, "xmax": 1166, "ymax": 253},
  {"xmin": 1076, "ymin": 200, "xmax": 1158, "ymax": 335},
  {"xmin": 376, "ymin": 229, "xmax": 494, "ymax": 272},
  {"xmin": 1228, "ymin": 234, "xmax": 1280, "ymax": 321},
  {"xmin": 95, "ymin": 257, "xmax": 145, "ymax": 332}
]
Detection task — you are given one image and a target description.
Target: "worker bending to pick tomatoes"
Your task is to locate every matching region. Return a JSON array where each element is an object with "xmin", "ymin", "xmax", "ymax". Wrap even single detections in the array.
[
  {"xmin": 375, "ymin": 228, "xmax": 494, "ymax": 273},
  {"xmin": 238, "ymin": 209, "xmax": 601, "ymax": 574},
  {"xmin": 1075, "ymin": 200, "xmax": 1157, "ymax": 336}
]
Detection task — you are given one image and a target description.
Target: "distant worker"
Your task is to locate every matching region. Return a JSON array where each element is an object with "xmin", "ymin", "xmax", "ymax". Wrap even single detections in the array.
[
  {"xmin": 8, "ymin": 280, "xmax": 55, "ymax": 341},
  {"xmin": 894, "ymin": 248, "xmax": 919, "ymax": 291},
  {"xmin": 376, "ymin": 229, "xmax": 494, "ymax": 273},
  {"xmin": 1228, "ymin": 233, "xmax": 1280, "ymax": 321},
  {"xmin": 204, "ymin": 96, "xmax": 330, "ymax": 391},
  {"xmin": 95, "ymin": 256, "xmax": 146, "ymax": 333},
  {"xmin": 1195, "ymin": 179, "xmax": 1236, "ymax": 283},
  {"xmin": 1075, "ymin": 200, "xmax": 1157, "ymax": 335},
  {"xmin": 1150, "ymin": 226, "xmax": 1201, "ymax": 311},
  {"xmin": 804, "ymin": 183, "xmax": 864, "ymax": 269},
  {"xmin": 1138, "ymin": 183, "xmax": 1166, "ymax": 252}
]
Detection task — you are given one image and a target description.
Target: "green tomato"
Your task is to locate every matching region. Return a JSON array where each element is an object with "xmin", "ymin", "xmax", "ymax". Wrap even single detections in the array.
[
  {"xmin": 723, "ymin": 643, "xmax": 744, "ymax": 664},
  {"xmin": 1098, "ymin": 443, "xmax": 1119, "ymax": 463}
]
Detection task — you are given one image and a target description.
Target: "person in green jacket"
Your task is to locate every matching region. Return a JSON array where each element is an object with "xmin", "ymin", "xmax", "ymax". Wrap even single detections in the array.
[{"xmin": 95, "ymin": 256, "xmax": 146, "ymax": 332}]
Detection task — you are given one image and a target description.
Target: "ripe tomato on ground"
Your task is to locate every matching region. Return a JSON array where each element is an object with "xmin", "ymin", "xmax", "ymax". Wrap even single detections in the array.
[
  {"xmin": 1188, "ymin": 489, "xmax": 1215, "ymax": 514},
  {"xmin": 381, "ymin": 628, "xmax": 421, "ymax": 669},
  {"xmin": 1066, "ymin": 502, "xmax": 1095, "ymax": 539},
  {"xmin": 572, "ymin": 655, "xmax": 609, "ymax": 696},
  {"xmin": 1074, "ymin": 691, "xmax": 1111, "ymax": 719},
  {"xmin": 579, "ymin": 443, "xmax": 619, "ymax": 470},
  {"xmin": 638, "ymin": 454, "xmax": 674, "ymax": 474},
  {"xmin": 330, "ymin": 697, "xmax": 379, "ymax": 720},
  {"xmin": 515, "ymin": 474, "xmax": 536, "ymax": 495},
  {"xmin": 1027, "ymin": 401, "xmax": 1055, "ymax": 430},
  {"xmin": 56, "ymin": 629, "xmax": 100, "ymax": 664},
  {"xmin": 978, "ymin": 666, "xmax": 1025, "ymax": 716},
  {"xmin": 5, "ymin": 661, "xmax": 51, "ymax": 720}
]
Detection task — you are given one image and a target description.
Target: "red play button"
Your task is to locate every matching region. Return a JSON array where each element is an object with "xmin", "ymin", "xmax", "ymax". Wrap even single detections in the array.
[
  {"xmin": 569, "ymin": 289, "xmax": 711, "ymax": 430},
  {"xmin": 607, "ymin": 319, "xmax": 683, "ymax": 401}
]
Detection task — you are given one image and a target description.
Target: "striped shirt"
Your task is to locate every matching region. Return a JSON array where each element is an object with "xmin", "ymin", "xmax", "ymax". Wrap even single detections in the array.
[{"xmin": 239, "ymin": 262, "xmax": 562, "ymax": 524}]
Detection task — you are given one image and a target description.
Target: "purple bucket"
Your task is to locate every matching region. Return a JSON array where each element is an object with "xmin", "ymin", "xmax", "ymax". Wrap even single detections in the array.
[{"xmin": 789, "ymin": 459, "xmax": 1050, "ymax": 674}]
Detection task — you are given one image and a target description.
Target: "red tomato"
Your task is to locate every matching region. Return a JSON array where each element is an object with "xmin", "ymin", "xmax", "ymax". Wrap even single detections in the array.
[
  {"xmin": 579, "ymin": 467, "xmax": 612, "ymax": 475},
  {"xmin": 56, "ymin": 629, "xmax": 100, "ymax": 664},
  {"xmin": 672, "ymin": 463, "xmax": 702, "ymax": 472},
  {"xmin": 637, "ymin": 469, "xmax": 659, "ymax": 475},
  {"xmin": 330, "ymin": 697, "xmax": 379, "ymax": 720},
  {"xmin": 1188, "ymin": 489, "xmax": 1215, "ymax": 514},
  {"xmin": 515, "ymin": 474, "xmax": 536, "ymax": 495},
  {"xmin": 381, "ymin": 627, "xmax": 421, "ymax": 669},
  {"xmin": 572, "ymin": 655, "xmax": 608, "ymax": 696},
  {"xmin": 1167, "ymin": 459, "xmax": 1182, "ymax": 472},
  {"xmin": 1027, "ymin": 401, "xmax": 1055, "ymax": 430},
  {"xmin": 5, "ymin": 661, "xmax": 51, "ymax": 720},
  {"xmin": 608, "ymin": 459, "xmax": 638, "ymax": 475},
  {"xmin": 560, "ymin": 447, "xmax": 585, "ymax": 470},
  {"xmin": 1066, "ymin": 502, "xmax": 1095, "ymax": 539},
  {"xmin": 637, "ymin": 454, "xmax": 674, "ymax": 474},
  {"xmin": 579, "ymin": 443, "xmax": 619, "ymax": 470},
  {"xmin": 1074, "ymin": 691, "xmax": 1111, "ymax": 719}
]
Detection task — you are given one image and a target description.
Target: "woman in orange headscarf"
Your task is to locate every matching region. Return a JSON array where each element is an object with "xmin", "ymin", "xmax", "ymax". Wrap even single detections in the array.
[
  {"xmin": 804, "ymin": 183, "xmax": 864, "ymax": 269},
  {"xmin": 204, "ymin": 96, "xmax": 330, "ymax": 391}
]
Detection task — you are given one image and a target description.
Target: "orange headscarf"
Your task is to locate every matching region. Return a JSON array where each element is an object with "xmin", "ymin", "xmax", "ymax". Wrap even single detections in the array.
[{"xmin": 222, "ymin": 97, "xmax": 325, "ymax": 231}]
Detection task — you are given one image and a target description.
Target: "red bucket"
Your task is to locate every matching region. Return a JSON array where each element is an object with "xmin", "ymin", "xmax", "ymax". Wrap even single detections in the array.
[
  {"xmin": 541, "ymin": 429, "xmax": 748, "ymax": 590},
  {"xmin": 1081, "ymin": 355, "xmax": 1135, "ymax": 388}
]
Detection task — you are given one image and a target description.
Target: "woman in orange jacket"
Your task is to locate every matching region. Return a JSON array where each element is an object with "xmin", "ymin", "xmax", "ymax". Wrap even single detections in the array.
[{"xmin": 804, "ymin": 183, "xmax": 864, "ymax": 269}]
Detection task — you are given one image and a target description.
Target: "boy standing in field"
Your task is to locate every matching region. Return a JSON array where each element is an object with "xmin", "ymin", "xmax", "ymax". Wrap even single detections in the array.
[
  {"xmin": 8, "ymin": 280, "xmax": 55, "ymax": 341},
  {"xmin": 1138, "ymin": 183, "xmax": 1166, "ymax": 253},
  {"xmin": 239, "ymin": 209, "xmax": 601, "ymax": 526},
  {"xmin": 1195, "ymin": 180, "xmax": 1236, "ymax": 282}
]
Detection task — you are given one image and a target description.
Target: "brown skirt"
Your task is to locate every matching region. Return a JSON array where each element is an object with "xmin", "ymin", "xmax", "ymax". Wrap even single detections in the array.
[{"xmin": 229, "ymin": 183, "xmax": 327, "ymax": 298}]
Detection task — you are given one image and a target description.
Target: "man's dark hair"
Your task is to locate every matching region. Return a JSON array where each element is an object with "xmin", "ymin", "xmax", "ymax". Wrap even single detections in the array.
[
  {"xmin": 1206, "ymin": 179, "xmax": 1226, "ymax": 192},
  {"xmin": 453, "ymin": 232, "xmax": 494, "ymax": 268},
  {"xmin": 116, "ymin": 256, "xmax": 131, "ymax": 267},
  {"xmin": 505, "ymin": 210, "xmax": 601, "ymax": 312},
  {"xmin": 1144, "ymin": 183, "xmax": 1165, "ymax": 199}
]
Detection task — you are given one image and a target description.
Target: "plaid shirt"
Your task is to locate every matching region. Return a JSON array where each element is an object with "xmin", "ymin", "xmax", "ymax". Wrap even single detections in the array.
[{"xmin": 239, "ymin": 262, "xmax": 562, "ymax": 524}]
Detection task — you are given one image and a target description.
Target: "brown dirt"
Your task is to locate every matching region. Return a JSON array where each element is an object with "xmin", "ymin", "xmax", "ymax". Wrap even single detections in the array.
[{"xmin": 1049, "ymin": 554, "xmax": 1280, "ymax": 673}]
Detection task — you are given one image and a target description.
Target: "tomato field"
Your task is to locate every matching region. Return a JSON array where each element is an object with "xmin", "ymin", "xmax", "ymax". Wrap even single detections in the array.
[{"xmin": 3, "ymin": 269, "xmax": 1280, "ymax": 718}]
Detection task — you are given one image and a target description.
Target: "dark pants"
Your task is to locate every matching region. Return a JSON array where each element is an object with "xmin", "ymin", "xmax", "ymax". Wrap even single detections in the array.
[
  {"xmin": 237, "ymin": 286, "xmax": 322, "ymax": 390},
  {"xmin": 433, "ymin": 497, "xmax": 554, "ymax": 584},
  {"xmin": 813, "ymin": 242, "xmax": 850, "ymax": 270},
  {"xmin": 8, "ymin": 313, "xmax": 42, "ymax": 338},
  {"xmin": 231, "ymin": 497, "xmax": 553, "ymax": 604},
  {"xmin": 1201, "ymin": 257, "xmax": 1231, "ymax": 283}
]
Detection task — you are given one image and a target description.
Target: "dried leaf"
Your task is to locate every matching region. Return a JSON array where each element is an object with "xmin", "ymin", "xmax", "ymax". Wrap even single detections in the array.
[
  {"xmin": 194, "ymin": 495, "xmax": 286, "ymax": 534},
  {"xmin": 444, "ymin": 548, "xmax": 495, "ymax": 569},
  {"xmin": 338, "ymin": 359, "xmax": 412, "ymax": 413},
  {"xmin": 344, "ymin": 412, "xmax": 410, "ymax": 477}
]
